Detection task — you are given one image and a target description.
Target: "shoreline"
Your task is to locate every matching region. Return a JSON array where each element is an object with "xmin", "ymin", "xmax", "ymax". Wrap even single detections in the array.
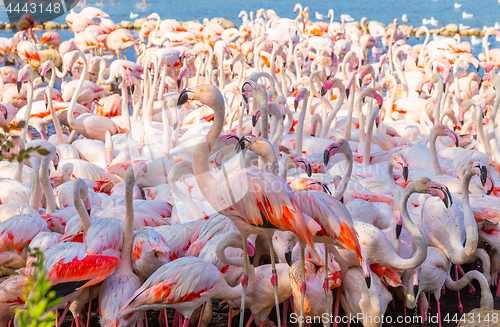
[{"xmin": 0, "ymin": 17, "xmax": 492, "ymax": 38}]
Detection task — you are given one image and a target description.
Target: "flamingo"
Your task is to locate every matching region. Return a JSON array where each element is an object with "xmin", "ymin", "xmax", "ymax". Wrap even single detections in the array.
[{"xmin": 177, "ymin": 84, "xmax": 315, "ymax": 327}]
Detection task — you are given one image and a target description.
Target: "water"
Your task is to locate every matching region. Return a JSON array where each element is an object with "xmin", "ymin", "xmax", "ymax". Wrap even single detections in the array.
[{"xmin": 1, "ymin": 0, "xmax": 500, "ymax": 32}]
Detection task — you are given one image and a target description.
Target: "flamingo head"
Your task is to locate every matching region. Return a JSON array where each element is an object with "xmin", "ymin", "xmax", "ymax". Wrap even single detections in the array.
[
  {"xmin": 290, "ymin": 154, "xmax": 312, "ymax": 177},
  {"xmin": 392, "ymin": 153, "xmax": 409, "ymax": 181},
  {"xmin": 421, "ymin": 178, "xmax": 453, "ymax": 208},
  {"xmin": 241, "ymin": 80, "xmax": 257, "ymax": 103},
  {"xmin": 294, "ymin": 88, "xmax": 308, "ymax": 111},
  {"xmin": 372, "ymin": 91, "xmax": 383, "ymax": 109},
  {"xmin": 0, "ymin": 104, "xmax": 7, "ymax": 120},
  {"xmin": 251, "ymin": 108, "xmax": 261, "ymax": 127},
  {"xmin": 304, "ymin": 179, "xmax": 331, "ymax": 194},
  {"xmin": 433, "ymin": 124, "xmax": 459, "ymax": 147},
  {"xmin": 470, "ymin": 160, "xmax": 488, "ymax": 187},
  {"xmin": 321, "ymin": 78, "xmax": 334, "ymax": 96},
  {"xmin": 220, "ymin": 133, "xmax": 240, "ymax": 146},
  {"xmin": 275, "ymin": 96, "xmax": 287, "ymax": 119},
  {"xmin": 235, "ymin": 134, "xmax": 256, "ymax": 153},
  {"xmin": 323, "ymin": 139, "xmax": 347, "ymax": 166}
]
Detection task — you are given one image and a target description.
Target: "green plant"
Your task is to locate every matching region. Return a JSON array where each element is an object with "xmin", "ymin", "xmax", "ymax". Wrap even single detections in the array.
[
  {"xmin": 0, "ymin": 122, "xmax": 51, "ymax": 162},
  {"xmin": 15, "ymin": 249, "xmax": 61, "ymax": 327}
]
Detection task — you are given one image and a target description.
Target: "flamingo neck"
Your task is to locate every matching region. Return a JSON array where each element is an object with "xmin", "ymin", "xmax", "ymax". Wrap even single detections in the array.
[
  {"xmin": 40, "ymin": 154, "xmax": 56, "ymax": 214},
  {"xmin": 121, "ymin": 168, "xmax": 136, "ymax": 270},
  {"xmin": 334, "ymin": 146, "xmax": 352, "ymax": 200},
  {"xmin": 67, "ymin": 53, "xmax": 87, "ymax": 132},
  {"xmin": 74, "ymin": 180, "xmax": 91, "ymax": 240},
  {"xmin": 461, "ymin": 168, "xmax": 478, "ymax": 258},
  {"xmin": 322, "ymin": 82, "xmax": 345, "ymax": 138},
  {"xmin": 294, "ymin": 93, "xmax": 309, "ymax": 156},
  {"xmin": 345, "ymin": 82, "xmax": 355, "ymax": 141},
  {"xmin": 21, "ymin": 74, "xmax": 34, "ymax": 142},
  {"xmin": 29, "ymin": 158, "xmax": 42, "ymax": 211},
  {"xmin": 168, "ymin": 167, "xmax": 204, "ymax": 220},
  {"xmin": 430, "ymin": 131, "xmax": 444, "ymax": 175}
]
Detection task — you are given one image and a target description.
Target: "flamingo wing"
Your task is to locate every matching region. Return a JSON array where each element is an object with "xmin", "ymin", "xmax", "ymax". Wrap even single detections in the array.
[
  {"xmin": 0, "ymin": 214, "xmax": 47, "ymax": 252},
  {"xmin": 120, "ymin": 257, "xmax": 220, "ymax": 313}
]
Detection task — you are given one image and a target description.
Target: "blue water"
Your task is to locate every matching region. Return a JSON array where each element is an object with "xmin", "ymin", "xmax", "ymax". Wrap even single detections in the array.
[{"xmin": 0, "ymin": 0, "xmax": 500, "ymax": 32}]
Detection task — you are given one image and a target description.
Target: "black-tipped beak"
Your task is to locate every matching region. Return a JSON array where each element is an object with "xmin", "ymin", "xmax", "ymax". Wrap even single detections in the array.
[
  {"xmin": 242, "ymin": 93, "xmax": 248, "ymax": 103},
  {"xmin": 402, "ymin": 166, "xmax": 408, "ymax": 181},
  {"xmin": 365, "ymin": 276, "xmax": 371, "ymax": 289},
  {"xmin": 378, "ymin": 101, "xmax": 383, "ymax": 110},
  {"xmin": 441, "ymin": 186, "xmax": 453, "ymax": 208},
  {"xmin": 323, "ymin": 149, "xmax": 331, "ymax": 166},
  {"xmin": 321, "ymin": 86, "xmax": 327, "ymax": 97},
  {"xmin": 40, "ymin": 75, "xmax": 45, "ymax": 83},
  {"xmin": 3, "ymin": 111, "xmax": 7, "ymax": 120},
  {"xmin": 358, "ymin": 78, "xmax": 362, "ymax": 86},
  {"xmin": 176, "ymin": 79, "xmax": 181, "ymax": 89},
  {"xmin": 442, "ymin": 83, "xmax": 446, "ymax": 93},
  {"xmin": 54, "ymin": 163, "xmax": 58, "ymax": 170},
  {"xmin": 480, "ymin": 166, "xmax": 488, "ymax": 187},
  {"xmin": 285, "ymin": 250, "xmax": 292, "ymax": 266},
  {"xmin": 177, "ymin": 89, "xmax": 191, "ymax": 107},
  {"xmin": 294, "ymin": 99, "xmax": 299, "ymax": 111},
  {"xmin": 17, "ymin": 82, "xmax": 22, "ymax": 93},
  {"xmin": 479, "ymin": 80, "xmax": 483, "ymax": 90},
  {"xmin": 473, "ymin": 134, "xmax": 477, "ymax": 141},
  {"xmin": 487, "ymin": 176, "xmax": 494, "ymax": 195},
  {"xmin": 235, "ymin": 136, "xmax": 250, "ymax": 153},
  {"xmin": 45, "ymin": 102, "xmax": 49, "ymax": 110},
  {"xmin": 306, "ymin": 163, "xmax": 312, "ymax": 177},
  {"xmin": 312, "ymin": 182, "xmax": 332, "ymax": 195},
  {"xmin": 252, "ymin": 114, "xmax": 258, "ymax": 127},
  {"xmin": 396, "ymin": 223, "xmax": 402, "ymax": 239},
  {"xmin": 131, "ymin": 84, "xmax": 135, "ymax": 94},
  {"xmin": 87, "ymin": 209, "xmax": 91, "ymax": 216},
  {"xmin": 172, "ymin": 122, "xmax": 179, "ymax": 131},
  {"xmin": 413, "ymin": 285, "xmax": 419, "ymax": 296},
  {"xmin": 345, "ymin": 88, "xmax": 350, "ymax": 99},
  {"xmin": 375, "ymin": 121, "xmax": 379, "ymax": 128},
  {"xmin": 417, "ymin": 90, "xmax": 421, "ymax": 96},
  {"xmin": 249, "ymin": 250, "xmax": 255, "ymax": 265},
  {"xmin": 453, "ymin": 135, "xmax": 459, "ymax": 147},
  {"xmin": 459, "ymin": 119, "xmax": 464, "ymax": 126}
]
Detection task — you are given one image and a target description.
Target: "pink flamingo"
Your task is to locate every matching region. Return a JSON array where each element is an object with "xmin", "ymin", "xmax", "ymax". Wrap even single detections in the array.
[
  {"xmin": 119, "ymin": 230, "xmax": 256, "ymax": 327},
  {"xmin": 178, "ymin": 84, "xmax": 315, "ymax": 327}
]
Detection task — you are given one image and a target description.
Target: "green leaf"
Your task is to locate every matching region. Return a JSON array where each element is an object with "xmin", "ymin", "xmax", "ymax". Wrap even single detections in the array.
[
  {"xmin": 37, "ymin": 148, "xmax": 50, "ymax": 155},
  {"xmin": 17, "ymin": 121, "xmax": 26, "ymax": 129},
  {"xmin": 6, "ymin": 141, "xmax": 13, "ymax": 148}
]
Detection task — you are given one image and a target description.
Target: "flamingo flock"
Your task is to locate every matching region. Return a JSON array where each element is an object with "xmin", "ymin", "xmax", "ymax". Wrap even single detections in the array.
[{"xmin": 1, "ymin": 3, "xmax": 500, "ymax": 327}]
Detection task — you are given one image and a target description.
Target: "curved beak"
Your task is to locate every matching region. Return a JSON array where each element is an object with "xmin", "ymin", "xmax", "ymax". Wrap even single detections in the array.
[
  {"xmin": 235, "ymin": 136, "xmax": 251, "ymax": 153},
  {"xmin": 429, "ymin": 183, "xmax": 453, "ymax": 208},
  {"xmin": 402, "ymin": 166, "xmax": 409, "ymax": 182},
  {"xmin": 177, "ymin": 88, "xmax": 192, "ymax": 107},
  {"xmin": 305, "ymin": 163, "xmax": 312, "ymax": 177},
  {"xmin": 480, "ymin": 166, "xmax": 488, "ymax": 187},
  {"xmin": 445, "ymin": 130, "xmax": 459, "ymax": 147},
  {"xmin": 17, "ymin": 82, "xmax": 22, "ymax": 94},
  {"xmin": 323, "ymin": 148, "xmax": 332, "ymax": 166},
  {"xmin": 311, "ymin": 181, "xmax": 332, "ymax": 195}
]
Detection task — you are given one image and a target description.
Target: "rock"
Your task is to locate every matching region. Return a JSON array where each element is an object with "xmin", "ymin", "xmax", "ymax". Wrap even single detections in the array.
[
  {"xmin": 369, "ymin": 20, "xmax": 386, "ymax": 29},
  {"xmin": 38, "ymin": 49, "xmax": 62, "ymax": 67},
  {"xmin": 0, "ymin": 22, "xmax": 4, "ymax": 30},
  {"xmin": 209, "ymin": 17, "xmax": 236, "ymax": 29},
  {"xmin": 118, "ymin": 20, "xmax": 133, "ymax": 29},
  {"xmin": 181, "ymin": 20, "xmax": 200, "ymax": 27},
  {"xmin": 133, "ymin": 18, "xmax": 147, "ymax": 30},
  {"xmin": 469, "ymin": 28, "xmax": 480, "ymax": 36},
  {"xmin": 458, "ymin": 306, "xmax": 500, "ymax": 327},
  {"xmin": 459, "ymin": 29, "xmax": 469, "ymax": 37},
  {"xmin": 346, "ymin": 21, "xmax": 361, "ymax": 30},
  {"xmin": 60, "ymin": 24, "xmax": 69, "ymax": 29},
  {"xmin": 4, "ymin": 23, "xmax": 12, "ymax": 30},
  {"xmin": 44, "ymin": 21, "xmax": 60, "ymax": 30},
  {"xmin": 480, "ymin": 29, "xmax": 486, "ymax": 37},
  {"xmin": 445, "ymin": 23, "xmax": 458, "ymax": 34}
]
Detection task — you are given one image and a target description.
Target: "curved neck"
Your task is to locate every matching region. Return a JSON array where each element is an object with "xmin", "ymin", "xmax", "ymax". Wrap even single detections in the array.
[
  {"xmin": 322, "ymin": 82, "xmax": 345, "ymax": 138},
  {"xmin": 387, "ymin": 160, "xmax": 400, "ymax": 197},
  {"xmin": 74, "ymin": 181, "xmax": 91, "ymax": 239},
  {"xmin": 445, "ymin": 271, "xmax": 492, "ymax": 308},
  {"xmin": 122, "ymin": 168, "xmax": 136, "ymax": 270},
  {"xmin": 461, "ymin": 168, "xmax": 478, "ymax": 258},
  {"xmin": 29, "ymin": 158, "xmax": 42, "ymax": 211},
  {"xmin": 418, "ymin": 28, "xmax": 430, "ymax": 66},
  {"xmin": 397, "ymin": 184, "xmax": 428, "ymax": 269},
  {"xmin": 295, "ymin": 92, "xmax": 309, "ymax": 156},
  {"xmin": 97, "ymin": 58, "xmax": 115, "ymax": 85},
  {"xmin": 120, "ymin": 71, "xmax": 132, "ymax": 134},
  {"xmin": 363, "ymin": 104, "xmax": 377, "ymax": 166},
  {"xmin": 21, "ymin": 74, "xmax": 34, "ymax": 142},
  {"xmin": 280, "ymin": 155, "xmax": 294, "ymax": 180},
  {"xmin": 344, "ymin": 82, "xmax": 356, "ymax": 141},
  {"xmin": 429, "ymin": 130, "xmax": 444, "ymax": 175},
  {"xmin": 40, "ymin": 154, "xmax": 56, "ymax": 213},
  {"xmin": 67, "ymin": 53, "xmax": 87, "ymax": 131},
  {"xmin": 47, "ymin": 90, "xmax": 64, "ymax": 144},
  {"xmin": 393, "ymin": 50, "xmax": 408, "ymax": 97},
  {"xmin": 433, "ymin": 75, "xmax": 444, "ymax": 125},
  {"xmin": 334, "ymin": 147, "xmax": 353, "ymax": 200},
  {"xmin": 269, "ymin": 108, "xmax": 284, "ymax": 147},
  {"xmin": 214, "ymin": 234, "xmax": 256, "ymax": 300},
  {"xmin": 474, "ymin": 105, "xmax": 491, "ymax": 155},
  {"xmin": 487, "ymin": 87, "xmax": 500, "ymax": 162}
]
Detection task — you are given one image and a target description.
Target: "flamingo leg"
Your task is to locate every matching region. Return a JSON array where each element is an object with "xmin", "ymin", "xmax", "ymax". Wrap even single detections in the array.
[
  {"xmin": 497, "ymin": 274, "xmax": 500, "ymax": 297},
  {"xmin": 164, "ymin": 309, "xmax": 169, "ymax": 327},
  {"xmin": 56, "ymin": 301, "xmax": 71, "ymax": 327},
  {"xmin": 145, "ymin": 311, "xmax": 149, "ymax": 327},
  {"xmin": 282, "ymin": 298, "xmax": 289, "ymax": 327},
  {"xmin": 454, "ymin": 265, "xmax": 463, "ymax": 313},
  {"xmin": 197, "ymin": 302, "xmax": 206, "ymax": 327},
  {"xmin": 333, "ymin": 288, "xmax": 340, "ymax": 327},
  {"xmin": 403, "ymin": 297, "xmax": 406, "ymax": 325},
  {"xmin": 182, "ymin": 317, "xmax": 190, "ymax": 327},
  {"xmin": 228, "ymin": 305, "xmax": 232, "ymax": 327},
  {"xmin": 245, "ymin": 313, "xmax": 255, "ymax": 327},
  {"xmin": 173, "ymin": 311, "xmax": 179, "ymax": 327},
  {"xmin": 457, "ymin": 265, "xmax": 475, "ymax": 293},
  {"xmin": 268, "ymin": 236, "xmax": 281, "ymax": 327},
  {"xmin": 437, "ymin": 298, "xmax": 442, "ymax": 327},
  {"xmin": 86, "ymin": 286, "xmax": 93, "ymax": 327},
  {"xmin": 323, "ymin": 246, "xmax": 330, "ymax": 327},
  {"xmin": 239, "ymin": 236, "xmax": 249, "ymax": 327},
  {"xmin": 299, "ymin": 246, "xmax": 306, "ymax": 327}
]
